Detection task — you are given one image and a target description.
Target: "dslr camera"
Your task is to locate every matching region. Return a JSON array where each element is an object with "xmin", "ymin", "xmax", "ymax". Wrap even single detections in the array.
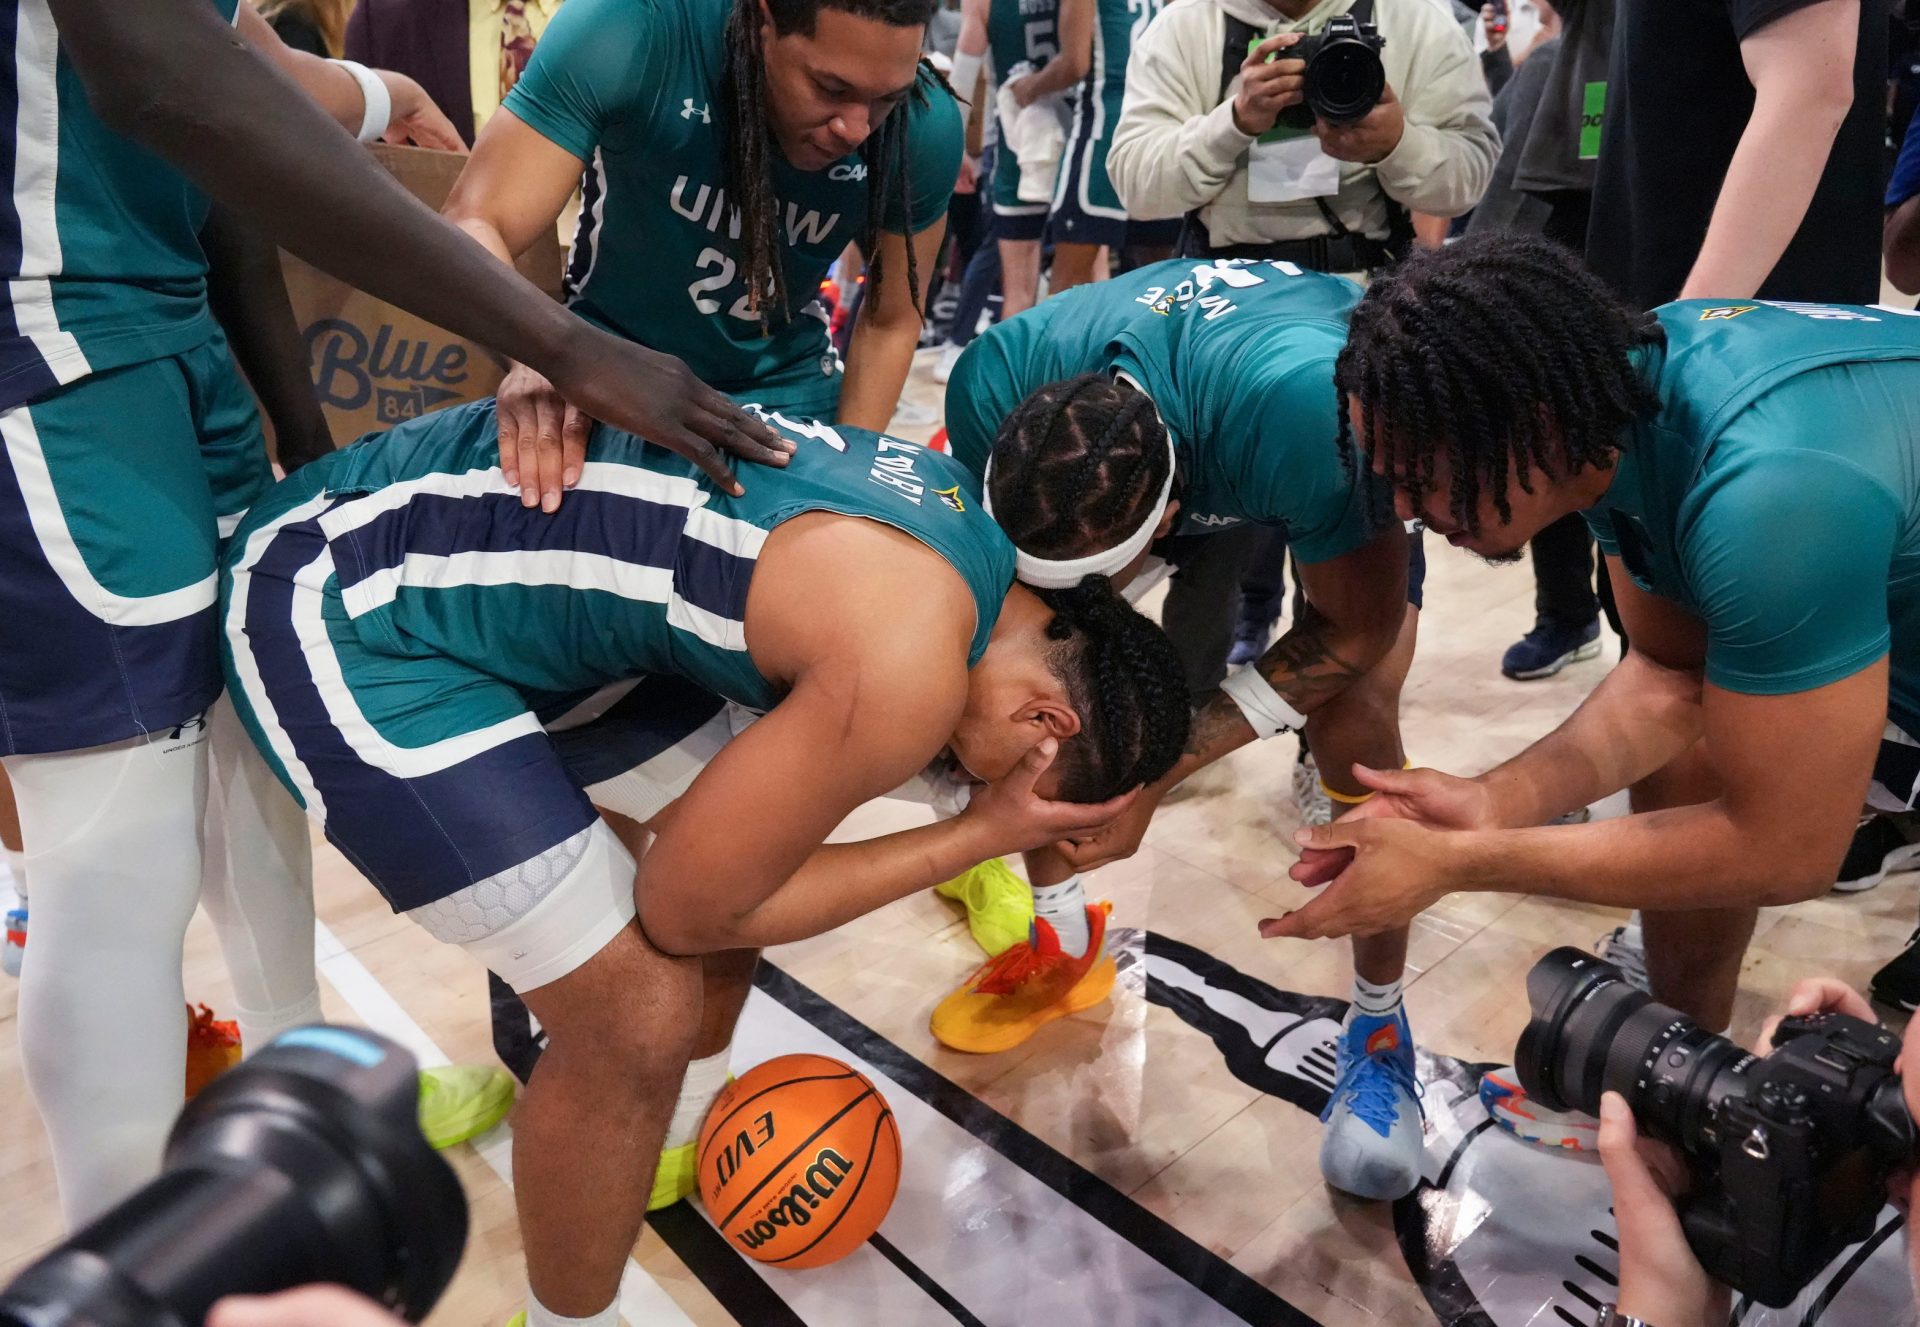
[
  {"xmin": 1276, "ymin": 8, "xmax": 1387, "ymax": 130},
  {"xmin": 0, "ymin": 1026, "xmax": 468, "ymax": 1327},
  {"xmin": 1516, "ymin": 948, "xmax": 1915, "ymax": 1307}
]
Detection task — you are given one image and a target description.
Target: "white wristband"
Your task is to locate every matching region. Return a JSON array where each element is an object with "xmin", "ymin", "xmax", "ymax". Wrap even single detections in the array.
[
  {"xmin": 1220, "ymin": 666, "xmax": 1308, "ymax": 740},
  {"xmin": 331, "ymin": 59, "xmax": 391, "ymax": 143}
]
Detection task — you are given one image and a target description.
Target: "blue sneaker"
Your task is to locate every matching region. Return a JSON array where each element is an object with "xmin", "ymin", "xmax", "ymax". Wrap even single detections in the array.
[
  {"xmin": 1500, "ymin": 616, "xmax": 1601, "ymax": 681},
  {"xmin": 1227, "ymin": 616, "xmax": 1273, "ymax": 668},
  {"xmin": 1318, "ymin": 1006, "xmax": 1424, "ymax": 1200}
]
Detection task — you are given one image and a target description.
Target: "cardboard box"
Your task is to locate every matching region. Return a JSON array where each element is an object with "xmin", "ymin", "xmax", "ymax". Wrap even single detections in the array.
[{"xmin": 280, "ymin": 142, "xmax": 564, "ymax": 447}]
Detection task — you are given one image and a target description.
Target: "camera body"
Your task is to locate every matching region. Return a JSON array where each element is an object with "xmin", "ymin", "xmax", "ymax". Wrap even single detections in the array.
[
  {"xmin": 1276, "ymin": 11, "xmax": 1387, "ymax": 130},
  {"xmin": 1515, "ymin": 948, "xmax": 1915, "ymax": 1308},
  {"xmin": 1680, "ymin": 1011, "xmax": 1912, "ymax": 1306}
]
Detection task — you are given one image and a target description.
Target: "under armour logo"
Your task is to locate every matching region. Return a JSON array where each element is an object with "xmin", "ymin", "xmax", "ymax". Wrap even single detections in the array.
[
  {"xmin": 169, "ymin": 713, "xmax": 209, "ymax": 740},
  {"xmin": 681, "ymin": 99, "xmax": 710, "ymax": 122}
]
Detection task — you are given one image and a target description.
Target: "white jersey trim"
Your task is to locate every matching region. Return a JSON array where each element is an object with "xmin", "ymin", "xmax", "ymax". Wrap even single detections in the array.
[{"xmin": 11, "ymin": 1, "xmax": 89, "ymax": 384}]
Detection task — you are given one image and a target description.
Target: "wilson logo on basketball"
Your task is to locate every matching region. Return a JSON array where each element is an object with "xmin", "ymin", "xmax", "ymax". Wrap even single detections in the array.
[{"xmin": 732, "ymin": 1147, "xmax": 855, "ymax": 1250}]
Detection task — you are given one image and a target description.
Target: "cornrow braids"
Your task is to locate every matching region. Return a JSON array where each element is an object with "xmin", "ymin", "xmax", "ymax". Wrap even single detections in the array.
[
  {"xmin": 721, "ymin": 0, "xmax": 942, "ymax": 331},
  {"xmin": 1035, "ymin": 576, "xmax": 1190, "ymax": 803},
  {"xmin": 1335, "ymin": 231, "xmax": 1663, "ymax": 536},
  {"xmin": 988, "ymin": 374, "xmax": 1173, "ymax": 559}
]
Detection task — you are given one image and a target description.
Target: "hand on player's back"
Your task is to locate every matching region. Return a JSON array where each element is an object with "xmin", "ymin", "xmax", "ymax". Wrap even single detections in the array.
[
  {"xmin": 504, "ymin": 333, "xmax": 792, "ymax": 510},
  {"xmin": 962, "ymin": 738, "xmax": 1141, "ymax": 857}
]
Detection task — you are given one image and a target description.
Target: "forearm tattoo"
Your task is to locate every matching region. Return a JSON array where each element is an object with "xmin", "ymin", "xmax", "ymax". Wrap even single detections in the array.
[{"xmin": 1184, "ymin": 604, "xmax": 1368, "ymax": 759}]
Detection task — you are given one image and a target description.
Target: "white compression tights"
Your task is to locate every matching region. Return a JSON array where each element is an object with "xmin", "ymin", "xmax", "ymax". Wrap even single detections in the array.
[
  {"xmin": 6, "ymin": 723, "xmax": 210, "ymax": 1227},
  {"xmin": 7, "ymin": 700, "xmax": 323, "ymax": 1229},
  {"xmin": 199, "ymin": 698, "xmax": 321, "ymax": 1055}
]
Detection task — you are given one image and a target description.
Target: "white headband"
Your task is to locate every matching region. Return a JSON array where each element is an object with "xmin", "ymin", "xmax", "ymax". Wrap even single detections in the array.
[{"xmin": 981, "ymin": 378, "xmax": 1178, "ymax": 589}]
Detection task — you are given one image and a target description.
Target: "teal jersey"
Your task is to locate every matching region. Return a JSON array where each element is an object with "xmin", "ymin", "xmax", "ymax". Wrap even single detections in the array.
[
  {"xmin": 502, "ymin": 0, "xmax": 963, "ymax": 408},
  {"xmin": 1584, "ymin": 300, "xmax": 1920, "ymax": 723},
  {"xmin": 989, "ymin": 0, "xmax": 1061, "ymax": 78},
  {"xmin": 263, "ymin": 401, "xmax": 1013, "ymax": 713},
  {"xmin": 946, "ymin": 257, "xmax": 1377, "ymax": 563},
  {"xmin": 0, "ymin": 0, "xmax": 238, "ymax": 411}
]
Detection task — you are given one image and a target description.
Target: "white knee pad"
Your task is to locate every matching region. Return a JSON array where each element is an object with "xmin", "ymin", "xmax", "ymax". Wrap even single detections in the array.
[{"xmin": 407, "ymin": 820, "xmax": 637, "ymax": 993}]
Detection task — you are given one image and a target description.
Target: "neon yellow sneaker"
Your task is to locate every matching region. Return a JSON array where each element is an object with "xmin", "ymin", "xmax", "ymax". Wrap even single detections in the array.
[
  {"xmin": 931, "ymin": 903, "xmax": 1116, "ymax": 1053},
  {"xmin": 417, "ymin": 1064, "xmax": 515, "ymax": 1150},
  {"xmin": 649, "ymin": 1140, "xmax": 700, "ymax": 1210},
  {"xmin": 934, "ymin": 857, "xmax": 1034, "ymax": 957}
]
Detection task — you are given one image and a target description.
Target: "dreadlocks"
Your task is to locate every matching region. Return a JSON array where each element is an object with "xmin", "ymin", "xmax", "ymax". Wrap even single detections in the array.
[
  {"xmin": 1034, "ymin": 576, "xmax": 1190, "ymax": 803},
  {"xmin": 722, "ymin": 0, "xmax": 947, "ymax": 330},
  {"xmin": 987, "ymin": 374, "xmax": 1172, "ymax": 558},
  {"xmin": 1336, "ymin": 231, "xmax": 1663, "ymax": 536}
]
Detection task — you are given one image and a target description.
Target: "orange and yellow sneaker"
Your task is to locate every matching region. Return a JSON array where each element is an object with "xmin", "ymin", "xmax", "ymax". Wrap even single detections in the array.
[
  {"xmin": 930, "ymin": 903, "xmax": 1115, "ymax": 1053},
  {"xmin": 184, "ymin": 1003, "xmax": 242, "ymax": 1098}
]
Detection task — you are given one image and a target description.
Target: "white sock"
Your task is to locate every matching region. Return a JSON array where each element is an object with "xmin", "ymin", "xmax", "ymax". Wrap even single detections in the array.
[
  {"xmin": 664, "ymin": 1048, "xmax": 732, "ymax": 1150},
  {"xmin": 1031, "ymin": 874, "xmax": 1091, "ymax": 957},
  {"xmin": 3, "ymin": 847, "xmax": 25, "ymax": 904},
  {"xmin": 527, "ymin": 1293, "xmax": 618, "ymax": 1327},
  {"xmin": 1349, "ymin": 974, "xmax": 1403, "ymax": 1019}
]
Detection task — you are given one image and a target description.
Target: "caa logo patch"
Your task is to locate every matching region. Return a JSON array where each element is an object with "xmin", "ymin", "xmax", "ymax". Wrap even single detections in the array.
[
  {"xmin": 829, "ymin": 163, "xmax": 869, "ymax": 182},
  {"xmin": 1698, "ymin": 305, "xmax": 1757, "ymax": 321}
]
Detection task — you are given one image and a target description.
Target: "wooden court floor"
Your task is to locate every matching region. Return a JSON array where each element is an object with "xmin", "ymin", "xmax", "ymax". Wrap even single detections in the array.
[{"xmin": 1, "ymin": 359, "xmax": 1913, "ymax": 1326}]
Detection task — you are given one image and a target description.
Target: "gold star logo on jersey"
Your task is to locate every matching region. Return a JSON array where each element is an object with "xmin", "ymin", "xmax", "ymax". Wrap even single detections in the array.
[
  {"xmin": 933, "ymin": 485, "xmax": 966, "ymax": 513},
  {"xmin": 1698, "ymin": 305, "xmax": 1757, "ymax": 321}
]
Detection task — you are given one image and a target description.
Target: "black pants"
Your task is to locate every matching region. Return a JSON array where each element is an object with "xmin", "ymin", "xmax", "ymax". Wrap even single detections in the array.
[
  {"xmin": 1161, "ymin": 527, "xmax": 1268, "ymax": 706},
  {"xmin": 1530, "ymin": 512, "xmax": 1599, "ymax": 625}
]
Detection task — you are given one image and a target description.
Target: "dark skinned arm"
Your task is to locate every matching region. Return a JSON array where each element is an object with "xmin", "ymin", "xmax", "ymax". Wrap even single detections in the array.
[
  {"xmin": 50, "ymin": 0, "xmax": 786, "ymax": 493},
  {"xmin": 200, "ymin": 204, "xmax": 333, "ymax": 473},
  {"xmin": 1273, "ymin": 559, "xmax": 1886, "ymax": 939}
]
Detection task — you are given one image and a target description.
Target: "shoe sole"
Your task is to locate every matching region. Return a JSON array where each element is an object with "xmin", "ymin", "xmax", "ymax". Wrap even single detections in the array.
[
  {"xmin": 1871, "ymin": 985, "xmax": 1920, "ymax": 1012},
  {"xmin": 1833, "ymin": 842, "xmax": 1920, "ymax": 893},
  {"xmin": 1502, "ymin": 639, "xmax": 1602, "ymax": 681},
  {"xmin": 935, "ymin": 964, "xmax": 1116, "ymax": 1055}
]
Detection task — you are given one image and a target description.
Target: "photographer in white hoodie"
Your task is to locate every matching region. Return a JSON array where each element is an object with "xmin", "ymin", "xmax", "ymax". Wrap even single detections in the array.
[{"xmin": 1109, "ymin": 0, "xmax": 1496, "ymax": 264}]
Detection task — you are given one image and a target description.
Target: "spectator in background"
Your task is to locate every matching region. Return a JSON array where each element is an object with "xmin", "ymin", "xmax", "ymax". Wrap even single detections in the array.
[
  {"xmin": 1888, "ymin": 102, "xmax": 1920, "ymax": 293},
  {"xmin": 1469, "ymin": 0, "xmax": 1617, "ymax": 685},
  {"xmin": 1477, "ymin": 0, "xmax": 1558, "ymax": 94},
  {"xmin": 257, "ymin": 0, "xmax": 355, "ymax": 56},
  {"xmin": 346, "ymin": 0, "xmax": 565, "ymax": 148},
  {"xmin": 1588, "ymin": 0, "xmax": 1884, "ymax": 310}
]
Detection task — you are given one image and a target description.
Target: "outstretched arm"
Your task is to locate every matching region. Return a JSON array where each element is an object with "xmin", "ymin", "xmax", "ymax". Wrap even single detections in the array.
[{"xmin": 52, "ymin": 0, "xmax": 784, "ymax": 491}]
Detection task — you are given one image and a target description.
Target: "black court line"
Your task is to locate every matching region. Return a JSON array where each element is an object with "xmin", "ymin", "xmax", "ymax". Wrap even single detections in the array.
[
  {"xmin": 868, "ymin": 1232, "xmax": 993, "ymax": 1327},
  {"xmin": 755, "ymin": 961, "xmax": 1322, "ymax": 1327},
  {"xmin": 1433, "ymin": 1119, "xmax": 1495, "ymax": 1192},
  {"xmin": 1799, "ymin": 1213, "xmax": 1906, "ymax": 1327},
  {"xmin": 647, "ymin": 1201, "xmax": 809, "ymax": 1327}
]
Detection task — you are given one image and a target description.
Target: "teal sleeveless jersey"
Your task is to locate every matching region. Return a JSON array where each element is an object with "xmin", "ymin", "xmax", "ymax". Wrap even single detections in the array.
[
  {"xmin": 990, "ymin": 0, "xmax": 1062, "ymax": 78},
  {"xmin": 0, "ymin": 0, "xmax": 238, "ymax": 411},
  {"xmin": 945, "ymin": 257, "xmax": 1377, "ymax": 563},
  {"xmin": 502, "ymin": 0, "xmax": 962, "ymax": 415},
  {"xmin": 1584, "ymin": 300, "xmax": 1920, "ymax": 722},
  {"xmin": 241, "ymin": 402, "xmax": 1014, "ymax": 713}
]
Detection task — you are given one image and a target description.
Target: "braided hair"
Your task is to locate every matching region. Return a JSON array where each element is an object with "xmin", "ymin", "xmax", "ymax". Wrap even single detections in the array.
[
  {"xmin": 722, "ymin": 0, "xmax": 947, "ymax": 329},
  {"xmin": 1034, "ymin": 576, "xmax": 1189, "ymax": 803},
  {"xmin": 1336, "ymin": 232, "xmax": 1663, "ymax": 536},
  {"xmin": 988, "ymin": 374, "xmax": 1173, "ymax": 558}
]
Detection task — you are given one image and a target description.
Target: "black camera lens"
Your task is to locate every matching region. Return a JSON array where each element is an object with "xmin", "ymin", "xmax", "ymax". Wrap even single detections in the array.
[
  {"xmin": 0, "ymin": 1026, "xmax": 467, "ymax": 1327},
  {"xmin": 1516, "ymin": 947, "xmax": 1753, "ymax": 1152},
  {"xmin": 1305, "ymin": 41, "xmax": 1387, "ymax": 123}
]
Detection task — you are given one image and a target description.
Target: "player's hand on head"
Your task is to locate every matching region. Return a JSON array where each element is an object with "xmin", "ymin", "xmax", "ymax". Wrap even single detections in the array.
[
  {"xmin": 1288, "ymin": 764, "xmax": 1493, "ymax": 887},
  {"xmin": 1597, "ymin": 1092, "xmax": 1731, "ymax": 1327},
  {"xmin": 1053, "ymin": 779, "xmax": 1168, "ymax": 871},
  {"xmin": 1231, "ymin": 33, "xmax": 1306, "ymax": 137},
  {"xmin": 1312, "ymin": 82, "xmax": 1404, "ymax": 164},
  {"xmin": 962, "ymin": 737, "xmax": 1142, "ymax": 855},
  {"xmin": 208, "ymin": 1286, "xmax": 408, "ymax": 1327},
  {"xmin": 549, "ymin": 332, "xmax": 792, "ymax": 499},
  {"xmin": 373, "ymin": 71, "xmax": 466, "ymax": 153}
]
